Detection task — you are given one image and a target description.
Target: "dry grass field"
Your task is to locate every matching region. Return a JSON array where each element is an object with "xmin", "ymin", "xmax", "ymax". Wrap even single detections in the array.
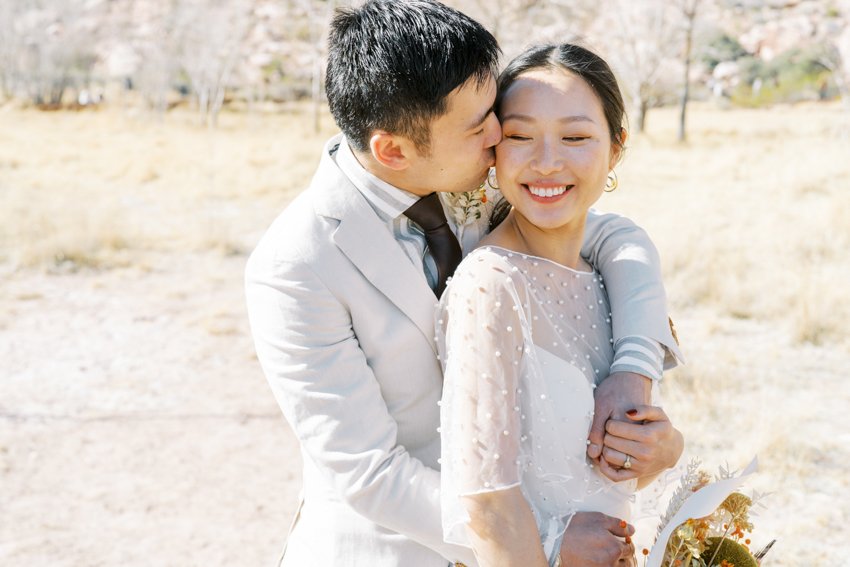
[{"xmin": 1, "ymin": 100, "xmax": 848, "ymax": 566}]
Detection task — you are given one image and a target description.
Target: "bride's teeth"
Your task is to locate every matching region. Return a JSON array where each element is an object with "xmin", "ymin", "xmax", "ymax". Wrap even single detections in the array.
[{"xmin": 528, "ymin": 185, "xmax": 567, "ymax": 197}]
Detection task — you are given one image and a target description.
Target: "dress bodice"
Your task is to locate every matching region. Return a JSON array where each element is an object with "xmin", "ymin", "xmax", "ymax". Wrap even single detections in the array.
[{"xmin": 437, "ymin": 246, "xmax": 635, "ymax": 563}]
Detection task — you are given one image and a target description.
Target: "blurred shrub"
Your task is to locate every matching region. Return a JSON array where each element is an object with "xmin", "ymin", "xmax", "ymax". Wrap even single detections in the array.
[
  {"xmin": 731, "ymin": 45, "xmax": 833, "ymax": 106},
  {"xmin": 699, "ymin": 31, "xmax": 749, "ymax": 72}
]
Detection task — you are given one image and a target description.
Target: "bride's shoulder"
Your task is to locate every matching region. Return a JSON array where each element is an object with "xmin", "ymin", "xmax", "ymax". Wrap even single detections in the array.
[
  {"xmin": 458, "ymin": 245, "xmax": 516, "ymax": 272},
  {"xmin": 449, "ymin": 246, "xmax": 522, "ymax": 294}
]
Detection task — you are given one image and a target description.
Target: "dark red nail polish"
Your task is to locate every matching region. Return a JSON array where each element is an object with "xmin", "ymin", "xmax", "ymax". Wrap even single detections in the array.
[{"xmin": 626, "ymin": 409, "xmax": 638, "ymax": 416}]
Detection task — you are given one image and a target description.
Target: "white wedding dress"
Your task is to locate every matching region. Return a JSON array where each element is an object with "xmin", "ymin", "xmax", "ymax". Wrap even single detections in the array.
[{"xmin": 437, "ymin": 246, "xmax": 640, "ymax": 564}]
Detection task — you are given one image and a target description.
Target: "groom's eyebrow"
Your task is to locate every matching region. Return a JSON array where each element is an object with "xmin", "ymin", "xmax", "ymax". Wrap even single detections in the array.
[{"xmin": 466, "ymin": 106, "xmax": 494, "ymax": 131}]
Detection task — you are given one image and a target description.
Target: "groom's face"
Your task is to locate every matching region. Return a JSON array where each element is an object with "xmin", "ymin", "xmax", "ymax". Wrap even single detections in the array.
[{"xmin": 404, "ymin": 76, "xmax": 501, "ymax": 195}]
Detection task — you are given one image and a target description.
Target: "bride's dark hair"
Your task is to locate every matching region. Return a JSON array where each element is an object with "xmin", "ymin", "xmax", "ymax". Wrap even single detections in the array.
[{"xmin": 488, "ymin": 43, "xmax": 627, "ymax": 231}]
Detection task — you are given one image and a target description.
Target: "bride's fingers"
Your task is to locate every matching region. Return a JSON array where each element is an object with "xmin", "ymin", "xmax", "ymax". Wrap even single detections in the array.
[
  {"xmin": 604, "ymin": 420, "xmax": 652, "ymax": 445},
  {"xmin": 601, "ymin": 445, "xmax": 642, "ymax": 472},
  {"xmin": 601, "ymin": 434, "xmax": 645, "ymax": 461},
  {"xmin": 625, "ymin": 404, "xmax": 669, "ymax": 423},
  {"xmin": 605, "ymin": 412, "xmax": 671, "ymax": 442},
  {"xmin": 597, "ymin": 452, "xmax": 639, "ymax": 481}
]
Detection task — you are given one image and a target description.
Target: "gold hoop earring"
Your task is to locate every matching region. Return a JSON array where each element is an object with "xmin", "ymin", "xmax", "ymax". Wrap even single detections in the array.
[
  {"xmin": 487, "ymin": 167, "xmax": 499, "ymax": 190},
  {"xmin": 604, "ymin": 171, "xmax": 618, "ymax": 193}
]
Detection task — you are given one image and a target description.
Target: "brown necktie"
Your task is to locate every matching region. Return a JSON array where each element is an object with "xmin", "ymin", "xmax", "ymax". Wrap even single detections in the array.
[{"xmin": 403, "ymin": 193, "xmax": 462, "ymax": 297}]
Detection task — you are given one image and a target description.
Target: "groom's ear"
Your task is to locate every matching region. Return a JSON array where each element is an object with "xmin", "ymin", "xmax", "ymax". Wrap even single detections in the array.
[{"xmin": 369, "ymin": 131, "xmax": 412, "ymax": 171}]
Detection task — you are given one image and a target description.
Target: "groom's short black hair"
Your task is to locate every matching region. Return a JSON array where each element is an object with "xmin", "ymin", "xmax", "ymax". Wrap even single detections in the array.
[{"xmin": 326, "ymin": 0, "xmax": 500, "ymax": 154}]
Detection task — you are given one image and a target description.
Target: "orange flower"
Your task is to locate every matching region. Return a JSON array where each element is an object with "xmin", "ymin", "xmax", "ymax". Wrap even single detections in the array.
[
  {"xmin": 731, "ymin": 526, "xmax": 745, "ymax": 539},
  {"xmin": 642, "ymin": 549, "xmax": 649, "ymax": 556}
]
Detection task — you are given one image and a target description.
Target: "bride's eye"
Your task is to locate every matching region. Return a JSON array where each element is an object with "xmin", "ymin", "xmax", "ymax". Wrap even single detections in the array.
[
  {"xmin": 506, "ymin": 134, "xmax": 531, "ymax": 141},
  {"xmin": 563, "ymin": 136, "xmax": 589, "ymax": 142}
]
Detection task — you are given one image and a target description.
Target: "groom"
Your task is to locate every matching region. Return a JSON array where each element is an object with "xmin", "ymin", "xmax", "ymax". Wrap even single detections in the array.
[{"xmin": 245, "ymin": 1, "xmax": 681, "ymax": 565}]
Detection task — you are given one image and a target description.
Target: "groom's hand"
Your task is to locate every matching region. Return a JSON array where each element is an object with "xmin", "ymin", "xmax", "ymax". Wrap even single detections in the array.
[
  {"xmin": 587, "ymin": 371, "xmax": 651, "ymax": 462},
  {"xmin": 559, "ymin": 512, "xmax": 636, "ymax": 566}
]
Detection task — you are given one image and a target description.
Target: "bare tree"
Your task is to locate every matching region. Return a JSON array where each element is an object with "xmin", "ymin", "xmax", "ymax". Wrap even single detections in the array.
[
  {"xmin": 455, "ymin": 0, "xmax": 599, "ymax": 59},
  {"xmin": 231, "ymin": 0, "xmax": 340, "ymax": 129},
  {"xmin": 117, "ymin": 0, "xmax": 184, "ymax": 116},
  {"xmin": 464, "ymin": 0, "xmax": 541, "ymax": 47},
  {"xmin": 175, "ymin": 0, "xmax": 253, "ymax": 127},
  {"xmin": 598, "ymin": 0, "xmax": 681, "ymax": 134},
  {"xmin": 819, "ymin": 1, "xmax": 850, "ymax": 111},
  {"xmin": 292, "ymin": 0, "xmax": 338, "ymax": 133},
  {"xmin": 0, "ymin": 0, "xmax": 103, "ymax": 106},
  {"xmin": 0, "ymin": 2, "xmax": 18, "ymax": 98},
  {"xmin": 677, "ymin": 0, "xmax": 701, "ymax": 142}
]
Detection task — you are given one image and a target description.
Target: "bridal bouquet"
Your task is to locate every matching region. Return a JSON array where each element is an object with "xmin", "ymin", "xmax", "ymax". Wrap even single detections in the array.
[{"xmin": 643, "ymin": 457, "xmax": 775, "ymax": 567}]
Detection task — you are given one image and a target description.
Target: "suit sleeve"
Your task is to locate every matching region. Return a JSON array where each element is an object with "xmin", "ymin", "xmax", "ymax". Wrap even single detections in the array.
[
  {"xmin": 580, "ymin": 209, "xmax": 684, "ymax": 366},
  {"xmin": 245, "ymin": 251, "xmax": 477, "ymax": 565}
]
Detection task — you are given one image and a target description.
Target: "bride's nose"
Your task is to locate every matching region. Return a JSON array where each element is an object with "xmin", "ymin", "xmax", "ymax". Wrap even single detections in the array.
[{"xmin": 530, "ymin": 139, "xmax": 564, "ymax": 174}]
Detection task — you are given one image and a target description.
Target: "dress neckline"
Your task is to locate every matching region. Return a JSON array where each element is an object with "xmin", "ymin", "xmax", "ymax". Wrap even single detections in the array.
[{"xmin": 478, "ymin": 245, "xmax": 598, "ymax": 277}]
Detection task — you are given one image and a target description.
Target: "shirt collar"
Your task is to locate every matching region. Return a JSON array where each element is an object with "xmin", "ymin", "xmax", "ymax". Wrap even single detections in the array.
[{"xmin": 334, "ymin": 138, "xmax": 419, "ymax": 222}]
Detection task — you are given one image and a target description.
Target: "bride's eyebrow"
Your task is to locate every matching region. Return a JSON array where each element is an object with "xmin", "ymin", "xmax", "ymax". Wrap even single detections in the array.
[{"xmin": 502, "ymin": 113, "xmax": 595, "ymax": 124}]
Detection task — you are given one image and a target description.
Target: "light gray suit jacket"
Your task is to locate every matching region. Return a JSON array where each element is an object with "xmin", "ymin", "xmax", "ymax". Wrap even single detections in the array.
[{"xmin": 245, "ymin": 135, "xmax": 679, "ymax": 566}]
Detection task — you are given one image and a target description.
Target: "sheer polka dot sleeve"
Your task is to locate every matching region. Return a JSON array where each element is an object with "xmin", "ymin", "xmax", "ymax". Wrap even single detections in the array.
[{"xmin": 436, "ymin": 249, "xmax": 529, "ymax": 544}]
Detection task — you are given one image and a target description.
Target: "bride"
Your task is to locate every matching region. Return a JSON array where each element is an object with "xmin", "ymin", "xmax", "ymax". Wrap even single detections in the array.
[{"xmin": 437, "ymin": 43, "xmax": 684, "ymax": 567}]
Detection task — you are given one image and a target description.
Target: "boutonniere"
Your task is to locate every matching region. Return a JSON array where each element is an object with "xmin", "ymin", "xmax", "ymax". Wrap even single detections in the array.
[{"xmin": 442, "ymin": 170, "xmax": 499, "ymax": 226}]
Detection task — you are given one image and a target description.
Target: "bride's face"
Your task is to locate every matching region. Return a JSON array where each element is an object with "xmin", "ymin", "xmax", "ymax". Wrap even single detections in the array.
[{"xmin": 495, "ymin": 68, "xmax": 621, "ymax": 232}]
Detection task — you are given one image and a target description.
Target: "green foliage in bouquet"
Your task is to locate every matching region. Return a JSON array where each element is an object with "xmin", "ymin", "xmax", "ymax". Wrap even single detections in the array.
[{"xmin": 703, "ymin": 537, "xmax": 757, "ymax": 567}]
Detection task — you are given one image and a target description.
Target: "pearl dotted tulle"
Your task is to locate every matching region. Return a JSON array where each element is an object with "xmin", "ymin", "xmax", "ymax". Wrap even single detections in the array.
[{"xmin": 436, "ymin": 246, "xmax": 632, "ymax": 559}]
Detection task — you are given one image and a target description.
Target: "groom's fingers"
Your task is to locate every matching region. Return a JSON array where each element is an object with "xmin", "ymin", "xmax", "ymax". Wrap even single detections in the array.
[
  {"xmin": 587, "ymin": 413, "xmax": 610, "ymax": 460},
  {"xmin": 588, "ymin": 372, "xmax": 652, "ymax": 461}
]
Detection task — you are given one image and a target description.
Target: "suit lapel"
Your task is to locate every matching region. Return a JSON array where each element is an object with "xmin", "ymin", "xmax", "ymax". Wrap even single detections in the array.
[{"xmin": 312, "ymin": 137, "xmax": 439, "ymax": 354}]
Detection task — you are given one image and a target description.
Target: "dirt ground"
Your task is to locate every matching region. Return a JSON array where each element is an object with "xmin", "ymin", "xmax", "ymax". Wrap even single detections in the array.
[{"xmin": 1, "ymin": 252, "xmax": 302, "ymax": 566}]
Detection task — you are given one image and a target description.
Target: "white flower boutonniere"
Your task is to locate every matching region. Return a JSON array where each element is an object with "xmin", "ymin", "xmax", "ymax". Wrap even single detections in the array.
[{"xmin": 442, "ymin": 171, "xmax": 500, "ymax": 227}]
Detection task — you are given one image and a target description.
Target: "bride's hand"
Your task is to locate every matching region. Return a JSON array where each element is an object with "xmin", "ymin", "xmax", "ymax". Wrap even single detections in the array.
[{"xmin": 596, "ymin": 405, "xmax": 683, "ymax": 483}]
